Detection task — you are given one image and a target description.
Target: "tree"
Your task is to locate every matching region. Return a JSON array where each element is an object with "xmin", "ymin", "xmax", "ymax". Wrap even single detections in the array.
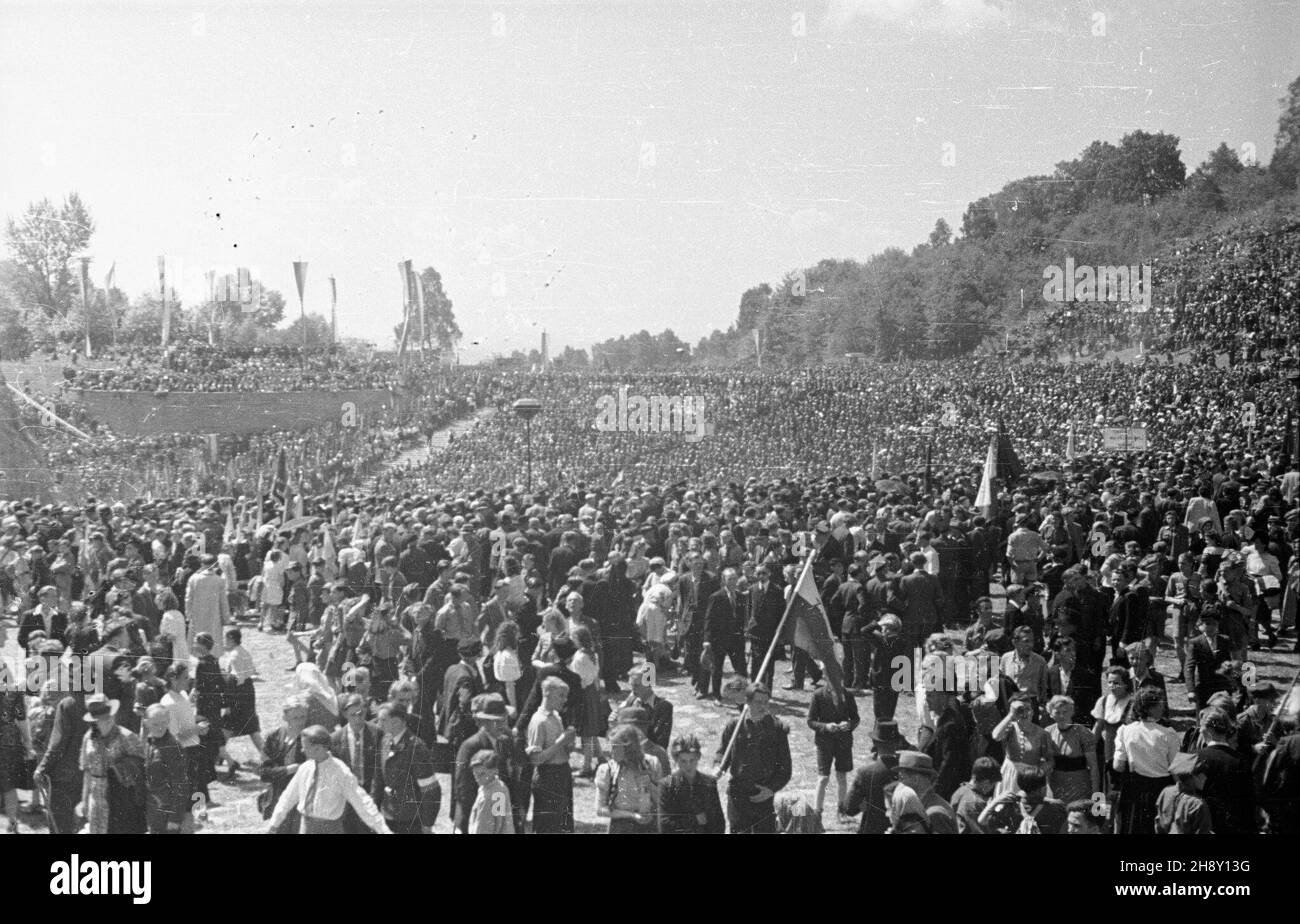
[
  {"xmin": 274, "ymin": 313, "xmax": 333, "ymax": 348},
  {"xmin": 4, "ymin": 193, "xmax": 95, "ymax": 321},
  {"xmin": 1112, "ymin": 131, "xmax": 1186, "ymax": 201},
  {"xmin": 736, "ymin": 283, "xmax": 772, "ymax": 331},
  {"xmin": 1271, "ymin": 74, "xmax": 1300, "ymax": 189},
  {"xmin": 928, "ymin": 218, "xmax": 953, "ymax": 248},
  {"xmin": 416, "ymin": 266, "xmax": 461, "ymax": 352},
  {"xmin": 961, "ymin": 197, "xmax": 998, "ymax": 240}
]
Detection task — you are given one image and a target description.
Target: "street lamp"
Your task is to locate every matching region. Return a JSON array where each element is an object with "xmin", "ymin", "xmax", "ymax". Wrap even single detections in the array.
[{"xmin": 512, "ymin": 397, "xmax": 542, "ymax": 491}]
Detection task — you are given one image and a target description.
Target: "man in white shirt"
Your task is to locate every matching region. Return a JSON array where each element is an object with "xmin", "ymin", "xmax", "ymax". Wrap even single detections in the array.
[{"xmin": 267, "ymin": 725, "xmax": 391, "ymax": 834}]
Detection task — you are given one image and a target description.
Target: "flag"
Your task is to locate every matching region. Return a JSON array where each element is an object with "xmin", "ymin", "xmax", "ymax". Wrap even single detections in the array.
[
  {"xmin": 975, "ymin": 431, "xmax": 997, "ymax": 512},
  {"xmin": 1065, "ymin": 420, "xmax": 1076, "ymax": 463},
  {"xmin": 779, "ymin": 555, "xmax": 843, "ymax": 693},
  {"xmin": 104, "ymin": 262, "xmax": 116, "ymax": 292},
  {"xmin": 270, "ymin": 447, "xmax": 288, "ymax": 507},
  {"xmin": 254, "ymin": 473, "xmax": 264, "ymax": 531},
  {"xmin": 322, "ymin": 525, "xmax": 338, "ymax": 581},
  {"xmin": 292, "ymin": 465, "xmax": 305, "ymax": 520},
  {"xmin": 293, "ymin": 261, "xmax": 309, "ymax": 312},
  {"xmin": 223, "ymin": 505, "xmax": 235, "ymax": 545}
]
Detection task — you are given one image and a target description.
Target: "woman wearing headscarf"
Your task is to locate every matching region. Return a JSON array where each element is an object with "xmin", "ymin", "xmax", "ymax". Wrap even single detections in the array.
[
  {"xmin": 292, "ymin": 661, "xmax": 342, "ymax": 731},
  {"xmin": 885, "ymin": 781, "xmax": 930, "ymax": 834}
]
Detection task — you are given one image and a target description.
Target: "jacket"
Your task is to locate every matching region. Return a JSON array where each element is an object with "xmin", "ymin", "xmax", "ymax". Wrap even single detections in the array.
[
  {"xmin": 660, "ymin": 769, "xmax": 726, "ymax": 834},
  {"xmin": 373, "ymin": 730, "xmax": 441, "ymax": 829}
]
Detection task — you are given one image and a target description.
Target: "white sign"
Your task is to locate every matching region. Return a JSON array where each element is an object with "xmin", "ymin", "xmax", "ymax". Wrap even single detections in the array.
[{"xmin": 1101, "ymin": 426, "xmax": 1148, "ymax": 452}]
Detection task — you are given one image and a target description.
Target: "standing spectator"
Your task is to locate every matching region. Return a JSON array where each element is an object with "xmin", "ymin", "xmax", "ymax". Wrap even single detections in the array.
[
  {"xmin": 141, "ymin": 703, "xmax": 189, "ymax": 834},
  {"xmin": 717, "ymin": 683, "xmax": 791, "ymax": 834},
  {"xmin": 78, "ymin": 693, "xmax": 146, "ymax": 834},
  {"xmin": 526, "ymin": 676, "xmax": 577, "ymax": 834},
  {"xmin": 372, "ymin": 702, "xmax": 439, "ymax": 834},
  {"xmin": 807, "ymin": 681, "xmax": 859, "ymax": 819},
  {"xmin": 268, "ymin": 725, "xmax": 391, "ymax": 834},
  {"xmin": 467, "ymin": 751, "xmax": 514, "ymax": 834},
  {"xmin": 660, "ymin": 733, "xmax": 725, "ymax": 834},
  {"xmin": 594, "ymin": 724, "xmax": 661, "ymax": 834},
  {"xmin": 186, "ymin": 555, "xmax": 230, "ymax": 650}
]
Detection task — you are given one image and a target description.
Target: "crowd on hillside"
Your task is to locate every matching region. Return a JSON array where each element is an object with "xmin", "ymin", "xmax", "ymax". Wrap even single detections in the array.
[
  {"xmin": 63, "ymin": 343, "xmax": 463, "ymax": 394},
  {"xmin": 1033, "ymin": 218, "xmax": 1299, "ymax": 357},
  {"xmin": 371, "ymin": 349, "xmax": 1297, "ymax": 494}
]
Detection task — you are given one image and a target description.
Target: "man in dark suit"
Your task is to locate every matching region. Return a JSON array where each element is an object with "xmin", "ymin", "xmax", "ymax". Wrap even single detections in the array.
[
  {"xmin": 917, "ymin": 687, "xmax": 973, "ymax": 802},
  {"xmin": 618, "ymin": 664, "xmax": 673, "ymax": 749},
  {"xmin": 746, "ymin": 565, "xmax": 784, "ymax": 688},
  {"xmin": 702, "ymin": 568, "xmax": 747, "ymax": 699},
  {"xmin": 1045, "ymin": 637, "xmax": 1099, "ymax": 721},
  {"xmin": 897, "ymin": 553, "xmax": 943, "ymax": 654},
  {"xmin": 18, "ymin": 585, "xmax": 67, "ymax": 650},
  {"xmin": 677, "ymin": 555, "xmax": 718, "ymax": 695},
  {"xmin": 840, "ymin": 720, "xmax": 914, "ymax": 834},
  {"xmin": 1050, "ymin": 566, "xmax": 1109, "ymax": 673},
  {"xmin": 331, "ymin": 693, "xmax": 383, "ymax": 833},
  {"xmin": 453, "ymin": 693, "xmax": 523, "ymax": 833},
  {"xmin": 373, "ymin": 701, "xmax": 440, "ymax": 834},
  {"xmin": 836, "ymin": 564, "xmax": 869, "ymax": 693},
  {"xmin": 1186, "ymin": 610, "xmax": 1233, "ymax": 708},
  {"xmin": 439, "ymin": 638, "xmax": 485, "ymax": 753},
  {"xmin": 32, "ymin": 684, "xmax": 88, "ymax": 834},
  {"xmin": 545, "ymin": 531, "xmax": 580, "ymax": 597}
]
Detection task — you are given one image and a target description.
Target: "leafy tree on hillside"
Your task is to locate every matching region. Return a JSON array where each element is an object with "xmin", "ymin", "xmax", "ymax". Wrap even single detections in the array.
[
  {"xmin": 1271, "ymin": 75, "xmax": 1300, "ymax": 189},
  {"xmin": 4, "ymin": 193, "xmax": 95, "ymax": 322}
]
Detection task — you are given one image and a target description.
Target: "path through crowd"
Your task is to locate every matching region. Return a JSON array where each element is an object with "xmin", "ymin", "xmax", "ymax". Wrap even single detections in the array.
[{"xmin": 362, "ymin": 405, "xmax": 497, "ymax": 493}]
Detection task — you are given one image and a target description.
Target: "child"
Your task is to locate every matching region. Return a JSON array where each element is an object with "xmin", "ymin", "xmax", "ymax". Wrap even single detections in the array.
[
  {"xmin": 468, "ymin": 750, "xmax": 514, "ymax": 834},
  {"xmin": 491, "ymin": 621, "xmax": 522, "ymax": 709},
  {"xmin": 1155, "ymin": 752, "xmax": 1213, "ymax": 833},
  {"xmin": 220, "ymin": 628, "xmax": 266, "ymax": 770}
]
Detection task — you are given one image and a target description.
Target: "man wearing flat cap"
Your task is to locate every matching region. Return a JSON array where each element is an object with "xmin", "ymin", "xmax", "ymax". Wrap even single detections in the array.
[
  {"xmin": 453, "ymin": 693, "xmax": 522, "ymax": 834},
  {"xmin": 267, "ymin": 724, "xmax": 391, "ymax": 834}
]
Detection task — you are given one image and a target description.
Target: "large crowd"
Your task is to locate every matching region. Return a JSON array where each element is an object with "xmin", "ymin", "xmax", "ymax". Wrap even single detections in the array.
[
  {"xmin": 1, "ymin": 356, "xmax": 1298, "ymax": 833},
  {"xmin": 65, "ymin": 343, "xmax": 446, "ymax": 393}
]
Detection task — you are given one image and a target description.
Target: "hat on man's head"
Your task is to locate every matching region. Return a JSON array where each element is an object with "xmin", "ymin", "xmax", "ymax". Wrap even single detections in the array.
[
  {"xmin": 870, "ymin": 720, "xmax": 905, "ymax": 746},
  {"xmin": 83, "ymin": 693, "xmax": 120, "ymax": 722},
  {"xmin": 457, "ymin": 638, "xmax": 483, "ymax": 658},
  {"xmin": 472, "ymin": 693, "xmax": 512, "ymax": 722},
  {"xmin": 897, "ymin": 750, "xmax": 936, "ymax": 776}
]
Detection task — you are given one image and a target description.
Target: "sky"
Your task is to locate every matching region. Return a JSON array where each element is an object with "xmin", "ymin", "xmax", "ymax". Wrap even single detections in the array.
[{"xmin": 2, "ymin": 0, "xmax": 1297, "ymax": 361}]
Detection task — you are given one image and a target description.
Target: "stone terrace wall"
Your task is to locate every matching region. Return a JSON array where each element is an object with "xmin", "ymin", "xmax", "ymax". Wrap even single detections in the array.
[{"xmin": 74, "ymin": 388, "xmax": 395, "ymax": 436}]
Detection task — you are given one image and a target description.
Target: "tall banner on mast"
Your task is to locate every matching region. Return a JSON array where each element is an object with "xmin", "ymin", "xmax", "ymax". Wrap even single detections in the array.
[
  {"xmin": 395, "ymin": 260, "xmax": 413, "ymax": 360},
  {"xmin": 329, "ymin": 275, "xmax": 338, "ymax": 344},
  {"xmin": 158, "ymin": 256, "xmax": 169, "ymax": 347}
]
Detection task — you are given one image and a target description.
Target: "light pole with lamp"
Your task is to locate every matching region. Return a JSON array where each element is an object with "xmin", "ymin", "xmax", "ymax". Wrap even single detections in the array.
[{"xmin": 513, "ymin": 397, "xmax": 542, "ymax": 492}]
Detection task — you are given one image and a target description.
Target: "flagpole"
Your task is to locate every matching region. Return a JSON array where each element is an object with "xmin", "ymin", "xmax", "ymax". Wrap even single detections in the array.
[{"xmin": 715, "ymin": 549, "xmax": 818, "ymax": 774}]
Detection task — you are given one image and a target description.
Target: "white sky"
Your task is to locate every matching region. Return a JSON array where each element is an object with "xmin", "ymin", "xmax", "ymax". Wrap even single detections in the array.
[{"xmin": 2, "ymin": 0, "xmax": 1297, "ymax": 360}]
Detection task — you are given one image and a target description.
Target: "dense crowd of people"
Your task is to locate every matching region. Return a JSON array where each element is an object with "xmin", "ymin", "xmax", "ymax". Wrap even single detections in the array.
[{"xmin": 1, "ymin": 405, "xmax": 1298, "ymax": 832}]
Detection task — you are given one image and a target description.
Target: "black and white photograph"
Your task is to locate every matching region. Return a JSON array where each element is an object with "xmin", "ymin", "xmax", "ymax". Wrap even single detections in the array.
[{"xmin": 1, "ymin": 0, "xmax": 1299, "ymax": 883}]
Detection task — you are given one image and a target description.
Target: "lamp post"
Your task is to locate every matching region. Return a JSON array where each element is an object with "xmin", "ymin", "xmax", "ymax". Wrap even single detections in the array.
[{"xmin": 512, "ymin": 397, "xmax": 542, "ymax": 491}]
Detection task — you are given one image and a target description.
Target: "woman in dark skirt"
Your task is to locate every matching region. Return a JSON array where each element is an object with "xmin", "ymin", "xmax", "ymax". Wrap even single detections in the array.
[
  {"xmin": 1111, "ymin": 687, "xmax": 1180, "ymax": 834},
  {"xmin": 220, "ymin": 628, "xmax": 265, "ymax": 768}
]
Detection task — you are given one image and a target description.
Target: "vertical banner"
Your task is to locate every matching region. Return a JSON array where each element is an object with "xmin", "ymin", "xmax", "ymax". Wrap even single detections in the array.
[
  {"xmin": 158, "ymin": 256, "xmax": 169, "ymax": 347},
  {"xmin": 293, "ymin": 261, "xmax": 309, "ymax": 347},
  {"xmin": 78, "ymin": 256, "xmax": 92, "ymax": 357},
  {"xmin": 329, "ymin": 275, "xmax": 338, "ymax": 344},
  {"xmin": 205, "ymin": 269, "xmax": 217, "ymax": 345},
  {"xmin": 396, "ymin": 259, "xmax": 413, "ymax": 360},
  {"xmin": 408, "ymin": 264, "xmax": 425, "ymax": 357},
  {"xmin": 753, "ymin": 328, "xmax": 762, "ymax": 369}
]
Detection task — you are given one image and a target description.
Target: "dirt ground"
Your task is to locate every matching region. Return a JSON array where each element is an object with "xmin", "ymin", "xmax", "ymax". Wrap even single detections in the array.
[{"xmin": 4, "ymin": 609, "xmax": 1294, "ymax": 834}]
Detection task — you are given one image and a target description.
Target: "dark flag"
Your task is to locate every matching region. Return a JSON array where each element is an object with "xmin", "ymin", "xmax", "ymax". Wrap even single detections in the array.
[{"xmin": 779, "ymin": 556, "xmax": 844, "ymax": 694}]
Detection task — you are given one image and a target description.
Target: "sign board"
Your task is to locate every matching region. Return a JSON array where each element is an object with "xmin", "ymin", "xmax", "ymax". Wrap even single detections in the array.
[{"xmin": 1101, "ymin": 426, "xmax": 1148, "ymax": 452}]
